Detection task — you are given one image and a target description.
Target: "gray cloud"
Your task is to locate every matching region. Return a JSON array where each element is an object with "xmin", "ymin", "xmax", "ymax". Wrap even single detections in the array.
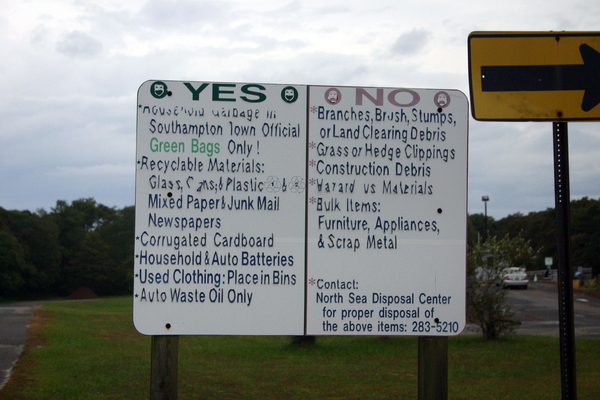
[
  {"xmin": 138, "ymin": 0, "xmax": 226, "ymax": 30},
  {"xmin": 391, "ymin": 29, "xmax": 430, "ymax": 56},
  {"xmin": 56, "ymin": 31, "xmax": 103, "ymax": 58}
]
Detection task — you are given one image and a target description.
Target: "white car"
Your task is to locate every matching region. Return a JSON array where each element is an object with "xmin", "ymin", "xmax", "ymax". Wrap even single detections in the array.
[{"xmin": 501, "ymin": 267, "xmax": 529, "ymax": 289}]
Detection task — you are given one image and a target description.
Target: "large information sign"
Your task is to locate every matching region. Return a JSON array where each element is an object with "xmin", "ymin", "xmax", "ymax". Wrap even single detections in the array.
[{"xmin": 135, "ymin": 81, "xmax": 468, "ymax": 336}]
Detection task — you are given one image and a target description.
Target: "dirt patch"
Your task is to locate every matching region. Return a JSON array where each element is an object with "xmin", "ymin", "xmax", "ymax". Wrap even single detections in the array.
[{"xmin": 65, "ymin": 287, "xmax": 99, "ymax": 300}]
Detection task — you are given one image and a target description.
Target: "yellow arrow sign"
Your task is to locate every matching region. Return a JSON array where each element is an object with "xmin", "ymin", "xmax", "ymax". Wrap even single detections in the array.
[{"xmin": 468, "ymin": 32, "xmax": 600, "ymax": 121}]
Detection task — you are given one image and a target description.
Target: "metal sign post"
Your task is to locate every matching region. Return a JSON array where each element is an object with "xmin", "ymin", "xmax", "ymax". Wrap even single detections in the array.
[{"xmin": 552, "ymin": 122, "xmax": 577, "ymax": 400}]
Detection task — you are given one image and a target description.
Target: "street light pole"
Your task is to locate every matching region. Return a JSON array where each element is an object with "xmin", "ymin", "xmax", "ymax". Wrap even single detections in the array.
[{"xmin": 482, "ymin": 195, "xmax": 489, "ymax": 242}]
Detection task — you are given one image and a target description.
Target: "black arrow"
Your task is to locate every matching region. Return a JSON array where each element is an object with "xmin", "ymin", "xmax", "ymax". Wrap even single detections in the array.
[{"xmin": 481, "ymin": 44, "xmax": 600, "ymax": 112}]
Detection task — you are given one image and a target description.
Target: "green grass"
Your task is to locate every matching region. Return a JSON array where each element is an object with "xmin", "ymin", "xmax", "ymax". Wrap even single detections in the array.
[{"xmin": 2, "ymin": 296, "xmax": 599, "ymax": 399}]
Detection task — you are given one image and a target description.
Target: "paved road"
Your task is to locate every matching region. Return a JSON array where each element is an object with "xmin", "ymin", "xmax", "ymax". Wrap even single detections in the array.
[
  {"xmin": 506, "ymin": 281, "xmax": 600, "ymax": 338},
  {"xmin": 0, "ymin": 302, "xmax": 38, "ymax": 390}
]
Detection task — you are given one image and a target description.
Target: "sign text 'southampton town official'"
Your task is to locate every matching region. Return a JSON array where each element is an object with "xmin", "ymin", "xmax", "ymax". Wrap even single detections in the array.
[{"xmin": 134, "ymin": 81, "xmax": 468, "ymax": 336}]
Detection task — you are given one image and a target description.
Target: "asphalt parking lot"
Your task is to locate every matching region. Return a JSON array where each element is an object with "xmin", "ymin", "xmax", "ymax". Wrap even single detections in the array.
[{"xmin": 506, "ymin": 281, "xmax": 600, "ymax": 338}]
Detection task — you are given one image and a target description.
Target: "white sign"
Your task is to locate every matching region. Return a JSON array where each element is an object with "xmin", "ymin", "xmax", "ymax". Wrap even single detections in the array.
[{"xmin": 134, "ymin": 81, "xmax": 468, "ymax": 336}]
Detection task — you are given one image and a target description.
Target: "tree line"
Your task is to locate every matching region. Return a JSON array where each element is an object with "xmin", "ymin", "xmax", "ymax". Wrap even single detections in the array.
[
  {"xmin": 1, "ymin": 198, "xmax": 134, "ymax": 299},
  {"xmin": 1, "ymin": 197, "xmax": 599, "ymax": 300},
  {"xmin": 468, "ymin": 197, "xmax": 600, "ymax": 276}
]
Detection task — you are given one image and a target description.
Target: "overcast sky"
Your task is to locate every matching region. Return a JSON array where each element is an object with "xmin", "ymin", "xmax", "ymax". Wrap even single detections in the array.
[{"xmin": 1, "ymin": 0, "xmax": 599, "ymax": 219}]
